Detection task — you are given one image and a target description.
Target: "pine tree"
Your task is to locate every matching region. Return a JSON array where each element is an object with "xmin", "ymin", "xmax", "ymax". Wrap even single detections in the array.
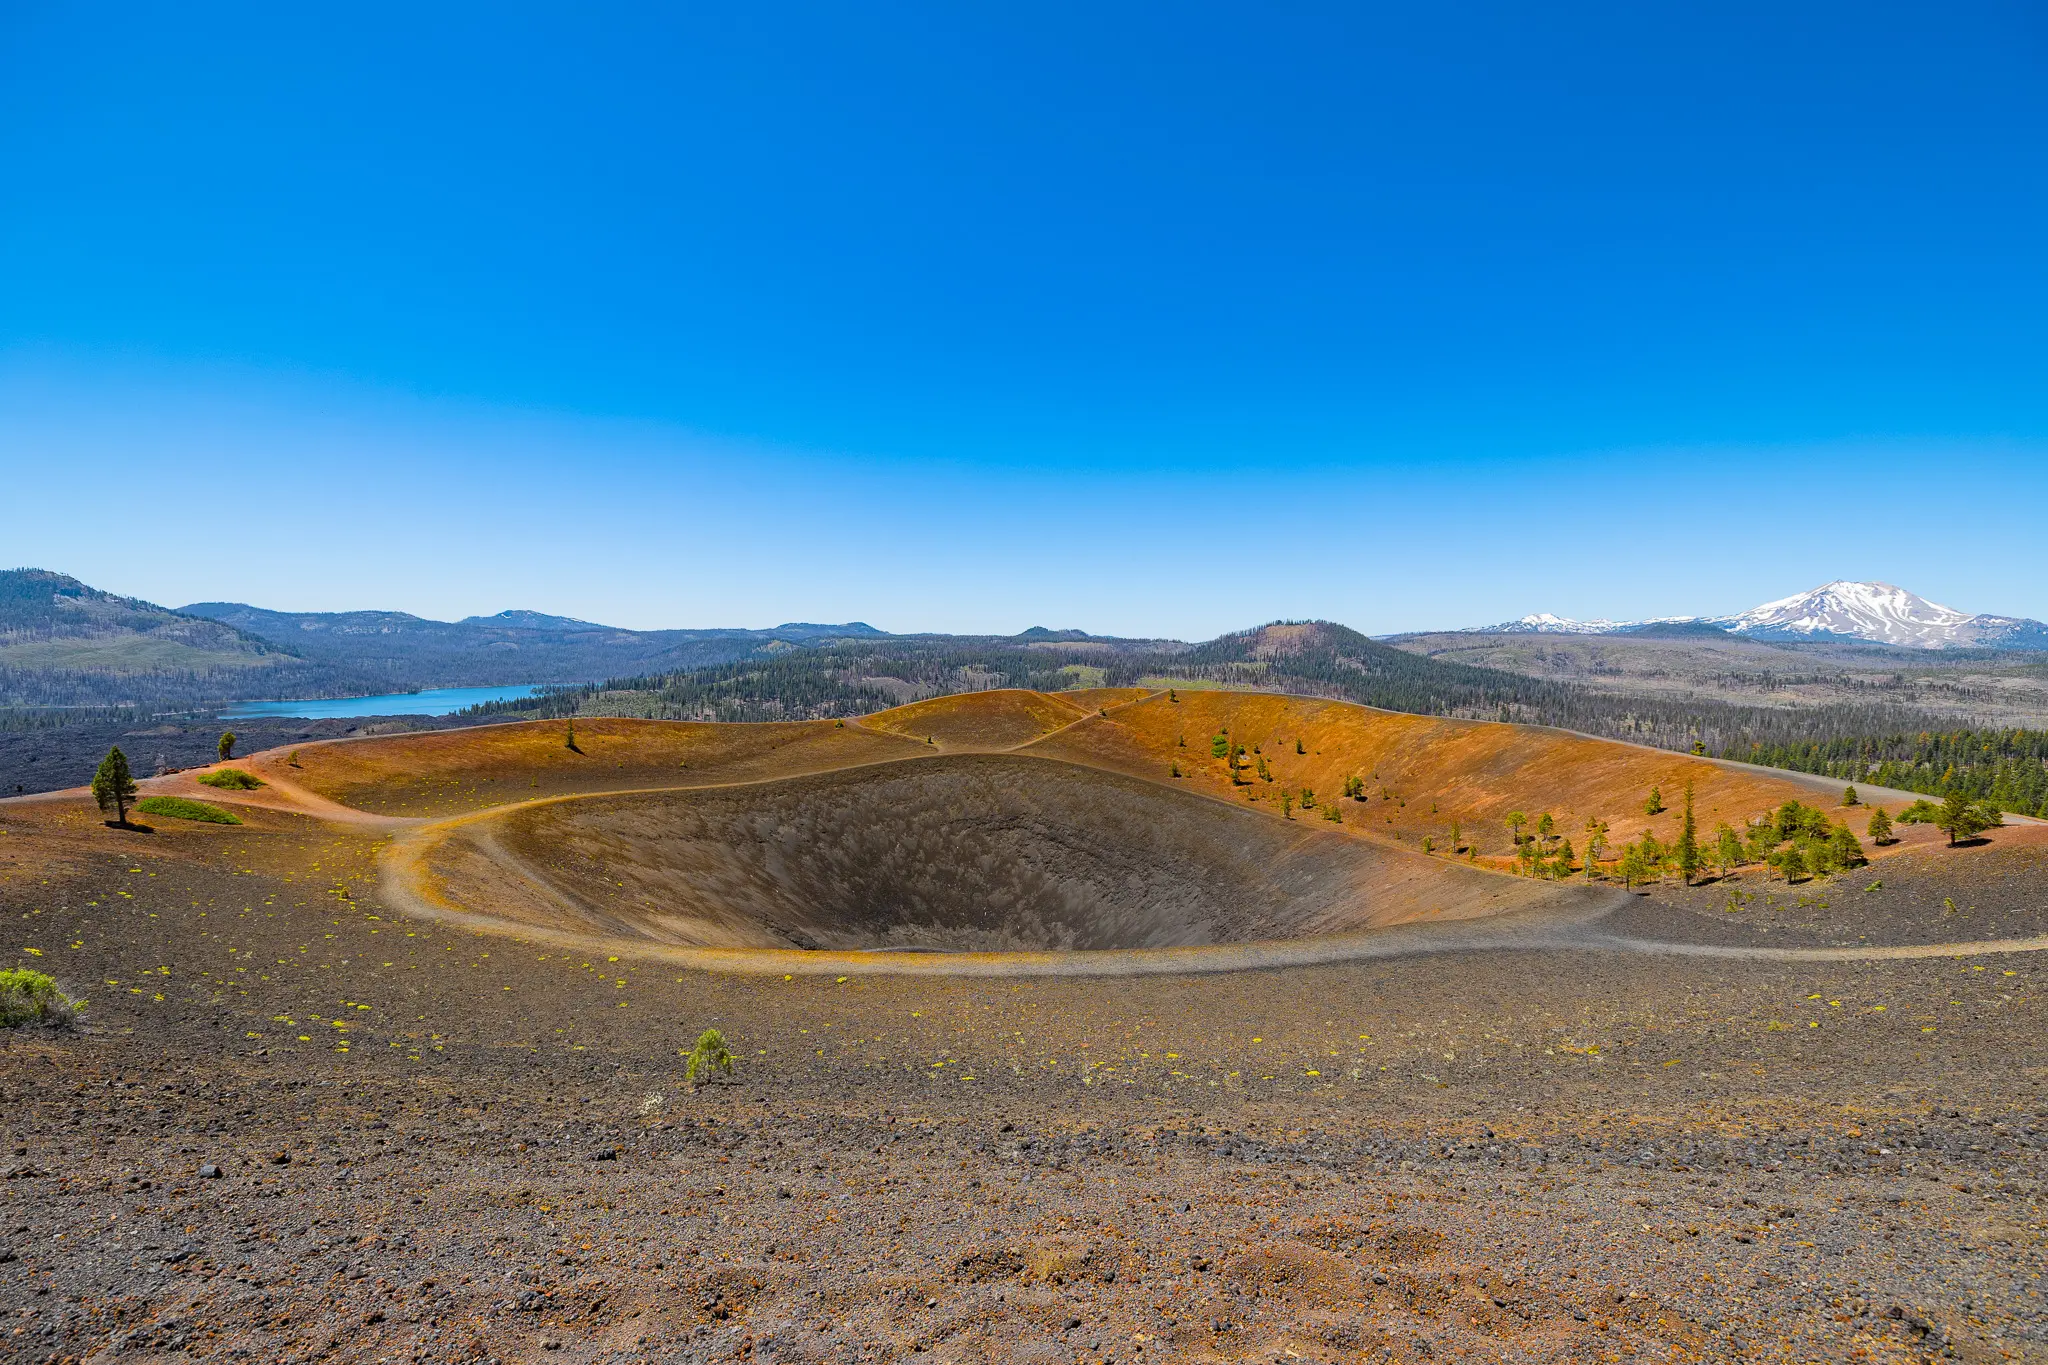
[
  {"xmin": 1675, "ymin": 782, "xmax": 1700, "ymax": 885},
  {"xmin": 1280, "ymin": 790, "xmax": 1294, "ymax": 819},
  {"xmin": 91, "ymin": 746, "xmax": 138, "ymax": 826},
  {"xmin": 1935, "ymin": 788, "xmax": 1993, "ymax": 846},
  {"xmin": 1715, "ymin": 823, "xmax": 1743, "ymax": 877},
  {"xmin": 1867, "ymin": 806, "xmax": 1895, "ymax": 845},
  {"xmin": 566, "ymin": 719, "xmax": 581, "ymax": 753},
  {"xmin": 216, "ymin": 731, "xmax": 237, "ymax": 762},
  {"xmin": 1644, "ymin": 786, "xmax": 1664, "ymax": 816},
  {"xmin": 1619, "ymin": 842, "xmax": 1648, "ymax": 890},
  {"xmin": 1777, "ymin": 845, "xmax": 1808, "ymax": 883},
  {"xmin": 1842, "ymin": 785, "xmax": 1860, "ymax": 807},
  {"xmin": 1505, "ymin": 810, "xmax": 1528, "ymax": 844},
  {"xmin": 1583, "ymin": 817, "xmax": 1609, "ymax": 871},
  {"xmin": 1295, "ymin": 737, "xmax": 1306, "ymax": 755}
]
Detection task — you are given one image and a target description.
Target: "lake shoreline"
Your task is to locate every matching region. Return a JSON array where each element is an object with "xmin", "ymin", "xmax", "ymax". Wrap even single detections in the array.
[{"xmin": 220, "ymin": 684, "xmax": 546, "ymax": 720}]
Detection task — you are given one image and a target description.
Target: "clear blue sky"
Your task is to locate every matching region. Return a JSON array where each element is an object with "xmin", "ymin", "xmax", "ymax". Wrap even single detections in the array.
[{"xmin": 4, "ymin": 3, "xmax": 2045, "ymax": 637}]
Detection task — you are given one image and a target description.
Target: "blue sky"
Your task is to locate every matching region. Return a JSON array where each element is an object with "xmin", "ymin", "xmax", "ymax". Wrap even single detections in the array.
[{"xmin": 3, "ymin": 3, "xmax": 2045, "ymax": 637}]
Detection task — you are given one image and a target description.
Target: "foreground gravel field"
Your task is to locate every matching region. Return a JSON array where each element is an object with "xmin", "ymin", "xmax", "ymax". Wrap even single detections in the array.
[{"xmin": 2, "ymin": 796, "xmax": 2045, "ymax": 1364}]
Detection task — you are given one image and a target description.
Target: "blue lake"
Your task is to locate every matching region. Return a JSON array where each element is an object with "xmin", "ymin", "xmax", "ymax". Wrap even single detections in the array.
[{"xmin": 221, "ymin": 685, "xmax": 545, "ymax": 720}]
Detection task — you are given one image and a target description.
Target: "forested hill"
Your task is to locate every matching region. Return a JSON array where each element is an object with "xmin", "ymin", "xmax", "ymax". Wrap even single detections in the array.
[
  {"xmin": 0, "ymin": 569, "xmax": 344, "ymax": 707},
  {"xmin": 176, "ymin": 602, "xmax": 889, "ymax": 690}
]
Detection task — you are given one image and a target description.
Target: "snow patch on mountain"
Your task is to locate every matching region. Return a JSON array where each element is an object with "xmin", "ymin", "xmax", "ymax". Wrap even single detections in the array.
[{"xmin": 1498, "ymin": 612, "xmax": 1632, "ymax": 635}]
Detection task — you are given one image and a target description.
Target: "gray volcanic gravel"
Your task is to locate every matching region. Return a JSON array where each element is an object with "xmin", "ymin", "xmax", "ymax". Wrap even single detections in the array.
[{"xmin": 1, "ymin": 800, "xmax": 2046, "ymax": 1362}]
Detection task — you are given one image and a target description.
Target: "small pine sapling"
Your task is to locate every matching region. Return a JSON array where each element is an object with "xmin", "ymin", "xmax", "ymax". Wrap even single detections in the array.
[
  {"xmin": 1294, "ymin": 737, "xmax": 1305, "ymax": 755},
  {"xmin": 565, "ymin": 719, "xmax": 582, "ymax": 753},
  {"xmin": 217, "ymin": 731, "xmax": 237, "ymax": 762},
  {"xmin": 1280, "ymin": 790, "xmax": 1294, "ymax": 819},
  {"xmin": 1866, "ymin": 806, "xmax": 1895, "ymax": 845},
  {"xmin": 1644, "ymin": 786, "xmax": 1664, "ymax": 816},
  {"xmin": 685, "ymin": 1029, "xmax": 736, "ymax": 1087},
  {"xmin": 1842, "ymin": 785, "xmax": 1860, "ymax": 807}
]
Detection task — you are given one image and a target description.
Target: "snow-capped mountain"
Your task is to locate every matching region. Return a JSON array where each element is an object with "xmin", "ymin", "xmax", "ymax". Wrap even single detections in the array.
[
  {"xmin": 1708, "ymin": 582, "xmax": 1974, "ymax": 648},
  {"xmin": 1470, "ymin": 582, "xmax": 2048, "ymax": 650}
]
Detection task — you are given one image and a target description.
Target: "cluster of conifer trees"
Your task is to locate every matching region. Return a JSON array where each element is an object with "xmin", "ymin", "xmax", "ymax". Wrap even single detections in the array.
[{"xmin": 1505, "ymin": 790, "xmax": 1873, "ymax": 887}]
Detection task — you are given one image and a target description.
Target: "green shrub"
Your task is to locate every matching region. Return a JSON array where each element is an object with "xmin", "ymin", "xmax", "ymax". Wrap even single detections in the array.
[
  {"xmin": 136, "ymin": 796, "xmax": 243, "ymax": 825},
  {"xmin": 686, "ymin": 1028, "xmax": 736, "ymax": 1086},
  {"xmin": 0, "ymin": 969, "xmax": 83, "ymax": 1028},
  {"xmin": 1896, "ymin": 799, "xmax": 1940, "ymax": 824},
  {"xmin": 196, "ymin": 768, "xmax": 264, "ymax": 791}
]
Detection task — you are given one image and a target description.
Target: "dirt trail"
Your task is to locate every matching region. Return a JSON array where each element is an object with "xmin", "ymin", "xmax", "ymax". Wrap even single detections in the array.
[{"xmin": 141, "ymin": 754, "xmax": 426, "ymax": 830}]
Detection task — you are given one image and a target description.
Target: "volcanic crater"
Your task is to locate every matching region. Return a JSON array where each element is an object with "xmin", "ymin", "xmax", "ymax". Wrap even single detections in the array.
[{"xmin": 420, "ymin": 753, "xmax": 1553, "ymax": 954}]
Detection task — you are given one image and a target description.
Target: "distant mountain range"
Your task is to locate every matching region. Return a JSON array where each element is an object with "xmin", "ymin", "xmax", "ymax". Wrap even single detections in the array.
[
  {"xmin": 1471, "ymin": 581, "xmax": 2048, "ymax": 651},
  {"xmin": 176, "ymin": 601, "xmax": 891, "ymax": 690}
]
